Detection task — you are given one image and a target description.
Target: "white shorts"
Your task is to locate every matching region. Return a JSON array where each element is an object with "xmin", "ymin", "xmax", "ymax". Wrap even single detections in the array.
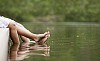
[{"xmin": 0, "ymin": 16, "xmax": 24, "ymax": 28}]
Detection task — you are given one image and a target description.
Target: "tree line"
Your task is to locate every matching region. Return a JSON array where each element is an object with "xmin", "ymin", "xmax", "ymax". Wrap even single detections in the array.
[{"xmin": 0, "ymin": 0, "xmax": 100, "ymax": 22}]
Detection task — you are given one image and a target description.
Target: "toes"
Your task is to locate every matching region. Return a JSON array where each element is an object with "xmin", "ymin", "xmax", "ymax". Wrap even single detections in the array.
[
  {"xmin": 45, "ymin": 34, "xmax": 50, "ymax": 38},
  {"xmin": 47, "ymin": 31, "xmax": 50, "ymax": 34},
  {"xmin": 44, "ymin": 32, "xmax": 50, "ymax": 38},
  {"xmin": 44, "ymin": 31, "xmax": 50, "ymax": 34},
  {"xmin": 44, "ymin": 31, "xmax": 48, "ymax": 34},
  {"xmin": 47, "ymin": 31, "xmax": 50, "ymax": 37}
]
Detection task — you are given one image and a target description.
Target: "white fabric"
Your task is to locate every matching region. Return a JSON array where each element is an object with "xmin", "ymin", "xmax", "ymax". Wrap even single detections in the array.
[
  {"xmin": 0, "ymin": 28, "xmax": 9, "ymax": 61},
  {"xmin": 0, "ymin": 16, "xmax": 15, "ymax": 28},
  {"xmin": 0, "ymin": 16, "xmax": 24, "ymax": 28}
]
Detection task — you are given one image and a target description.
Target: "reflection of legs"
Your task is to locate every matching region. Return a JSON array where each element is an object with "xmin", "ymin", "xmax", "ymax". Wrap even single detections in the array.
[
  {"xmin": 18, "ymin": 42, "xmax": 30, "ymax": 55},
  {"xmin": 10, "ymin": 44, "xmax": 19, "ymax": 60}
]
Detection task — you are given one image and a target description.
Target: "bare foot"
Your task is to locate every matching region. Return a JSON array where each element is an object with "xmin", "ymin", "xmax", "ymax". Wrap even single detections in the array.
[
  {"xmin": 34, "ymin": 31, "xmax": 50, "ymax": 42},
  {"xmin": 37, "ymin": 31, "xmax": 50, "ymax": 45}
]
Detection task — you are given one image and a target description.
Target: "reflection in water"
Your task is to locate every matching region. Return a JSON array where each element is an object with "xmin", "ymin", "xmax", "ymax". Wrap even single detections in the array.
[
  {"xmin": 9, "ymin": 42, "xmax": 50, "ymax": 61},
  {"xmin": 9, "ymin": 43, "xmax": 19, "ymax": 61}
]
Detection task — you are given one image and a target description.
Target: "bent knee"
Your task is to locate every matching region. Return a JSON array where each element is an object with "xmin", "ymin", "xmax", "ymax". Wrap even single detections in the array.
[{"xmin": 8, "ymin": 22, "xmax": 17, "ymax": 29}]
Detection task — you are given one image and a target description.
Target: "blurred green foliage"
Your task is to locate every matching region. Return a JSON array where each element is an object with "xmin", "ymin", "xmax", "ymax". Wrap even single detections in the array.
[{"xmin": 0, "ymin": 0, "xmax": 100, "ymax": 22}]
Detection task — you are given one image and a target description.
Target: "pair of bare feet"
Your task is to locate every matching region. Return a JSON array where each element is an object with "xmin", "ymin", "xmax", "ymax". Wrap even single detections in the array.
[{"xmin": 34, "ymin": 31, "xmax": 50, "ymax": 45}]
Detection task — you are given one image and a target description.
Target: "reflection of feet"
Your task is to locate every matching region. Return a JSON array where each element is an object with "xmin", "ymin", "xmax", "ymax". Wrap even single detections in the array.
[
  {"xmin": 34, "ymin": 31, "xmax": 50, "ymax": 44},
  {"xmin": 17, "ymin": 53, "xmax": 29, "ymax": 61},
  {"xmin": 29, "ymin": 45, "xmax": 50, "ymax": 51},
  {"xmin": 18, "ymin": 50, "xmax": 30, "ymax": 55}
]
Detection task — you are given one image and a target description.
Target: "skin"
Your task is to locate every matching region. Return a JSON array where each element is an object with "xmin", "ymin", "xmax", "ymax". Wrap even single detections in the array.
[
  {"xmin": 8, "ymin": 22, "xmax": 50, "ymax": 61},
  {"xmin": 9, "ymin": 41, "xmax": 50, "ymax": 61},
  {"xmin": 8, "ymin": 22, "xmax": 50, "ymax": 44}
]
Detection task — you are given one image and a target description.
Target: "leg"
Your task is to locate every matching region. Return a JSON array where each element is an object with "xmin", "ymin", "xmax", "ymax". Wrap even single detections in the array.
[
  {"xmin": 15, "ymin": 23, "xmax": 50, "ymax": 42},
  {"xmin": 8, "ymin": 21, "xmax": 50, "ymax": 44},
  {"xmin": 20, "ymin": 36, "xmax": 30, "ymax": 43},
  {"xmin": 8, "ymin": 22, "xmax": 20, "ymax": 60},
  {"xmin": 8, "ymin": 22, "xmax": 20, "ymax": 45}
]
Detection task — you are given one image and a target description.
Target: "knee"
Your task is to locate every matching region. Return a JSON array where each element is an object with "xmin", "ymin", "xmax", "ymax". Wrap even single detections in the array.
[{"xmin": 8, "ymin": 22, "xmax": 17, "ymax": 29}]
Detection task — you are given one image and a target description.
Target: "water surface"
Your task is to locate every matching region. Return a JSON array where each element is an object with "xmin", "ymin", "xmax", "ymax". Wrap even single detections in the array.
[{"xmin": 11, "ymin": 22, "xmax": 100, "ymax": 61}]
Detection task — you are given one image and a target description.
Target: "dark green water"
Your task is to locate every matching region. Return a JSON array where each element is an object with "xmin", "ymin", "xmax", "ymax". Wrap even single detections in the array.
[{"xmin": 19, "ymin": 22, "xmax": 100, "ymax": 61}]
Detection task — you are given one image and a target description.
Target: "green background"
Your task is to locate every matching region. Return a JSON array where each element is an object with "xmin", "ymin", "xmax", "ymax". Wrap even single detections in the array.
[{"xmin": 0, "ymin": 0, "xmax": 100, "ymax": 22}]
